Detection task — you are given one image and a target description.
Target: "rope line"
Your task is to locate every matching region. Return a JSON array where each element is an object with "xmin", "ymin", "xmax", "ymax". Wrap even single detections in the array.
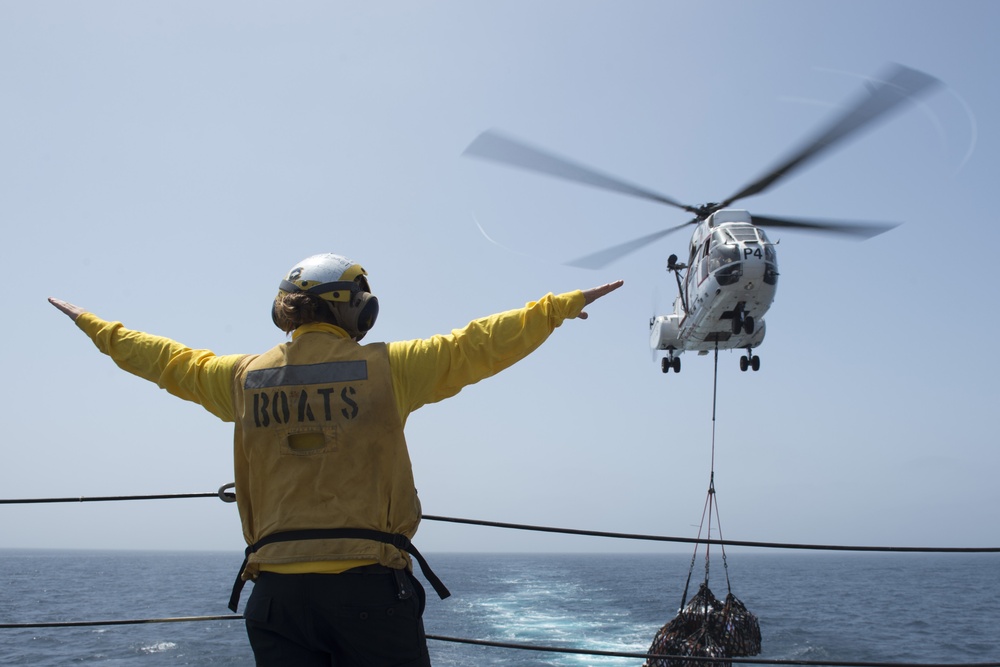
[
  {"xmin": 427, "ymin": 634, "xmax": 1000, "ymax": 667},
  {"xmin": 0, "ymin": 615, "xmax": 241, "ymax": 628},
  {"xmin": 0, "ymin": 492, "xmax": 221, "ymax": 504},
  {"xmin": 0, "ymin": 615, "xmax": 994, "ymax": 667},
  {"xmin": 710, "ymin": 342, "xmax": 732, "ymax": 596},
  {"xmin": 679, "ymin": 342, "xmax": 730, "ymax": 608},
  {"xmin": 2, "ymin": 491, "xmax": 998, "ymax": 552},
  {"xmin": 0, "ymin": 616, "xmax": 996, "ymax": 667},
  {"xmin": 420, "ymin": 514, "xmax": 1000, "ymax": 553}
]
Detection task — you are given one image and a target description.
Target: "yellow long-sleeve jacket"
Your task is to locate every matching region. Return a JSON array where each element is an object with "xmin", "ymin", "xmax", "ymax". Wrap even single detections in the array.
[{"xmin": 74, "ymin": 291, "xmax": 586, "ymax": 575}]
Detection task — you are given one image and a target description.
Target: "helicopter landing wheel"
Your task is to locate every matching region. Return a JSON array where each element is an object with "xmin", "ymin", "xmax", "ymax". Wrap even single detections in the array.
[
  {"xmin": 744, "ymin": 315, "xmax": 755, "ymax": 334},
  {"xmin": 741, "ymin": 348, "xmax": 760, "ymax": 372},
  {"xmin": 731, "ymin": 304, "xmax": 747, "ymax": 335},
  {"xmin": 661, "ymin": 356, "xmax": 681, "ymax": 374}
]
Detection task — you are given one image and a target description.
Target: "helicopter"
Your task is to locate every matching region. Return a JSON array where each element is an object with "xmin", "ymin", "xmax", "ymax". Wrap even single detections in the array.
[{"xmin": 463, "ymin": 64, "xmax": 940, "ymax": 374}]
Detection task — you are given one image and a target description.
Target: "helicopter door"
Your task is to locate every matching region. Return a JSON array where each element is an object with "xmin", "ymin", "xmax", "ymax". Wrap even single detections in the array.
[{"xmin": 698, "ymin": 237, "xmax": 711, "ymax": 283}]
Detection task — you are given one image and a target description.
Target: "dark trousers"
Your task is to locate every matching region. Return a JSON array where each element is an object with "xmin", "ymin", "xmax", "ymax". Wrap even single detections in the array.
[{"xmin": 244, "ymin": 569, "xmax": 431, "ymax": 667}]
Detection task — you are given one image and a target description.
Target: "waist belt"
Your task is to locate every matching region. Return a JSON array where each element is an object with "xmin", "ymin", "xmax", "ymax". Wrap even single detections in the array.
[{"xmin": 228, "ymin": 528, "xmax": 451, "ymax": 612}]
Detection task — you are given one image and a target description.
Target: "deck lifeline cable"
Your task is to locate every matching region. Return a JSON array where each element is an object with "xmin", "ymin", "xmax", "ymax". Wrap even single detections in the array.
[
  {"xmin": 1, "ymin": 616, "xmax": 998, "ymax": 667},
  {"xmin": 2, "ymin": 492, "xmax": 998, "ymax": 552}
]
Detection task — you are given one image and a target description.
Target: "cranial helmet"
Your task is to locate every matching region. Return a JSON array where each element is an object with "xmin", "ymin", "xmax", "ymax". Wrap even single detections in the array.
[{"xmin": 272, "ymin": 253, "xmax": 379, "ymax": 340}]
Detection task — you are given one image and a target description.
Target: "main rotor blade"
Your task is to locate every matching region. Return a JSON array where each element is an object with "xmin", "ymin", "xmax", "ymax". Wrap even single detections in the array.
[
  {"xmin": 464, "ymin": 130, "xmax": 697, "ymax": 213},
  {"xmin": 718, "ymin": 64, "xmax": 941, "ymax": 208},
  {"xmin": 752, "ymin": 214, "xmax": 899, "ymax": 239},
  {"xmin": 566, "ymin": 221, "xmax": 694, "ymax": 269}
]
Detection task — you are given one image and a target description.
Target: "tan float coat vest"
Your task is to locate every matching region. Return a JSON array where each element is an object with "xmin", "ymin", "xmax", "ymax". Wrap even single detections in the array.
[{"xmin": 231, "ymin": 332, "xmax": 419, "ymax": 579}]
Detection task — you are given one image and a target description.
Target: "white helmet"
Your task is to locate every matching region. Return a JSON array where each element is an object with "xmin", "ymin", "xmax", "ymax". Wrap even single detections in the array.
[{"xmin": 272, "ymin": 253, "xmax": 379, "ymax": 340}]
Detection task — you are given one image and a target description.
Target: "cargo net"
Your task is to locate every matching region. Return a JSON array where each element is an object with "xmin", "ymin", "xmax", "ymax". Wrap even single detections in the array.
[{"xmin": 643, "ymin": 582, "xmax": 761, "ymax": 667}]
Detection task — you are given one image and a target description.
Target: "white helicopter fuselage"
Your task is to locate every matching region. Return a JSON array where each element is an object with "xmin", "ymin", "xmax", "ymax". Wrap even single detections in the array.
[{"xmin": 650, "ymin": 210, "xmax": 776, "ymax": 361}]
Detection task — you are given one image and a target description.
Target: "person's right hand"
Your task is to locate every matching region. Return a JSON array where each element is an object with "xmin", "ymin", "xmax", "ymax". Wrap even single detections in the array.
[
  {"xmin": 48, "ymin": 297, "xmax": 84, "ymax": 322},
  {"xmin": 574, "ymin": 280, "xmax": 624, "ymax": 320}
]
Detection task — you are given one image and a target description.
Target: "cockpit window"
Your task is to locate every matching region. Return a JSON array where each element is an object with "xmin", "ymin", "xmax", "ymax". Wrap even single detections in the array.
[
  {"xmin": 709, "ymin": 239, "xmax": 740, "ymax": 268},
  {"xmin": 726, "ymin": 224, "xmax": 760, "ymax": 243}
]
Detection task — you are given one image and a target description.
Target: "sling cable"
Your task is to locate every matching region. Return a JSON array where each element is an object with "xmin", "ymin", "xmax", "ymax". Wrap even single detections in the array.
[{"xmin": 643, "ymin": 343, "xmax": 762, "ymax": 667}]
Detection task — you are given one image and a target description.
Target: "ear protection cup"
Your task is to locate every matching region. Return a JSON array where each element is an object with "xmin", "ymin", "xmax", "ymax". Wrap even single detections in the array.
[
  {"xmin": 354, "ymin": 292, "xmax": 379, "ymax": 333},
  {"xmin": 271, "ymin": 299, "xmax": 281, "ymax": 328},
  {"xmin": 328, "ymin": 292, "xmax": 379, "ymax": 341}
]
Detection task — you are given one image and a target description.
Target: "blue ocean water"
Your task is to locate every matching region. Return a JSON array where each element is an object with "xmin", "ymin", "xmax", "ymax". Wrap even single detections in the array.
[{"xmin": 1, "ymin": 549, "xmax": 998, "ymax": 666}]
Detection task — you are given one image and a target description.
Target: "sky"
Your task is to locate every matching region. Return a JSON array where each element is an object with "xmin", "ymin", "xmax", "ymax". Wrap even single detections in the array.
[{"xmin": 1, "ymin": 1, "xmax": 997, "ymax": 557}]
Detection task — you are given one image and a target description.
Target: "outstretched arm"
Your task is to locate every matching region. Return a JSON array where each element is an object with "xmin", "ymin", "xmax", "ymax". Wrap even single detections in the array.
[
  {"xmin": 47, "ymin": 297, "xmax": 244, "ymax": 422},
  {"xmin": 388, "ymin": 281, "xmax": 625, "ymax": 416}
]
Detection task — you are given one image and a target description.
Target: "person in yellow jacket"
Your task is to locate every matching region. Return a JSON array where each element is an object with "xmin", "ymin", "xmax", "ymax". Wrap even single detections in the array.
[{"xmin": 49, "ymin": 252, "xmax": 622, "ymax": 667}]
